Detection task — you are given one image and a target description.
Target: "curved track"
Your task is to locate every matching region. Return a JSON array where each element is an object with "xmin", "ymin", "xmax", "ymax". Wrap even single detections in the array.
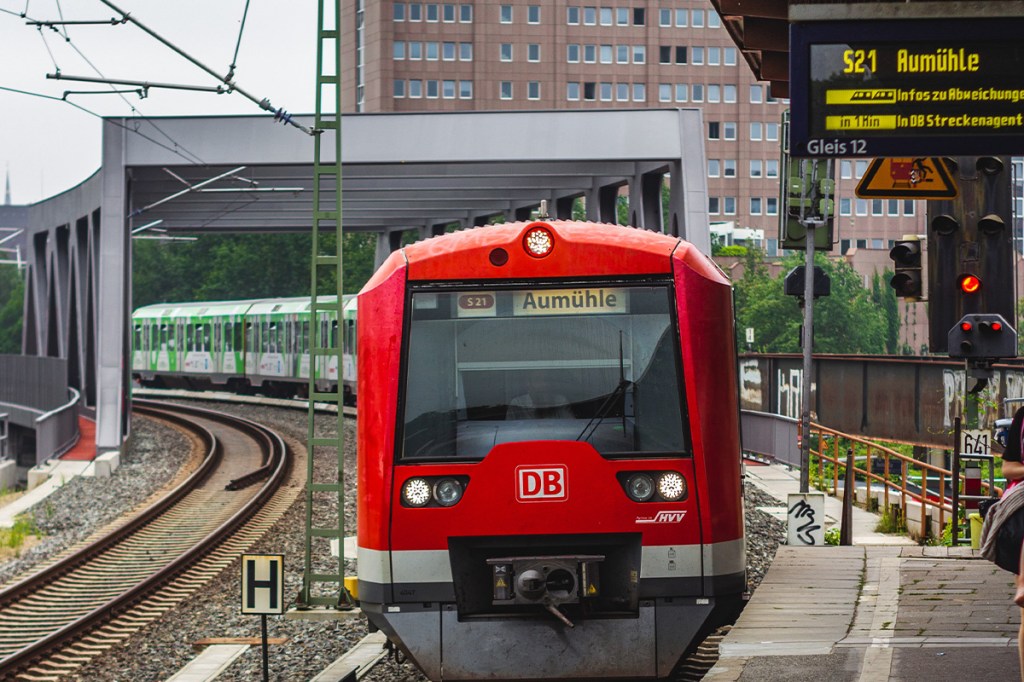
[{"xmin": 0, "ymin": 400, "xmax": 294, "ymax": 680}]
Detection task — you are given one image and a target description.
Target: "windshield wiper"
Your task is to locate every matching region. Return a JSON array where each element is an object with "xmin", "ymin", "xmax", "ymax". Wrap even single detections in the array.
[{"xmin": 577, "ymin": 331, "xmax": 631, "ymax": 442}]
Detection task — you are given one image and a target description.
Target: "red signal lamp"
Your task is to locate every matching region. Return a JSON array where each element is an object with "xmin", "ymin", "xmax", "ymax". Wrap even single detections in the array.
[
  {"xmin": 960, "ymin": 321, "xmax": 973, "ymax": 332},
  {"xmin": 959, "ymin": 274, "xmax": 981, "ymax": 294}
]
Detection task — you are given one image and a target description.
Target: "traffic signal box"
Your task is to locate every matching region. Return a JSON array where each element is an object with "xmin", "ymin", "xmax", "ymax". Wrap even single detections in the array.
[
  {"xmin": 947, "ymin": 314, "xmax": 1017, "ymax": 360},
  {"xmin": 888, "ymin": 237, "xmax": 922, "ymax": 300},
  {"xmin": 781, "ymin": 158, "xmax": 834, "ymax": 251},
  {"xmin": 927, "ymin": 156, "xmax": 1014, "ymax": 353},
  {"xmin": 783, "ymin": 265, "xmax": 831, "ymax": 299}
]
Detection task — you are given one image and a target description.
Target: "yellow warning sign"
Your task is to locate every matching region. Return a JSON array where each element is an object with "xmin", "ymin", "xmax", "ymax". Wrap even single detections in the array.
[
  {"xmin": 496, "ymin": 578, "xmax": 507, "ymax": 588},
  {"xmin": 855, "ymin": 157, "xmax": 958, "ymax": 199},
  {"xmin": 587, "ymin": 583, "xmax": 598, "ymax": 596}
]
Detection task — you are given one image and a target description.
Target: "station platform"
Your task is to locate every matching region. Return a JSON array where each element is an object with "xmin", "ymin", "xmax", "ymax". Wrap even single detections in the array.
[{"xmin": 707, "ymin": 464, "xmax": 1021, "ymax": 680}]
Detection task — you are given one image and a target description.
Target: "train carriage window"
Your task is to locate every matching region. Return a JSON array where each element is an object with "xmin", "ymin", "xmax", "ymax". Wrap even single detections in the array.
[
  {"xmin": 246, "ymin": 322, "xmax": 254, "ymax": 355},
  {"xmin": 331, "ymin": 320, "xmax": 339, "ymax": 351},
  {"xmin": 261, "ymin": 322, "xmax": 270, "ymax": 353},
  {"xmin": 288, "ymin": 320, "xmax": 297, "ymax": 355},
  {"xmin": 218, "ymin": 322, "xmax": 226, "ymax": 352},
  {"xmin": 301, "ymin": 321, "xmax": 309, "ymax": 354},
  {"xmin": 133, "ymin": 325, "xmax": 142, "ymax": 353},
  {"xmin": 400, "ymin": 284, "xmax": 689, "ymax": 460},
  {"xmin": 202, "ymin": 324, "xmax": 211, "ymax": 352}
]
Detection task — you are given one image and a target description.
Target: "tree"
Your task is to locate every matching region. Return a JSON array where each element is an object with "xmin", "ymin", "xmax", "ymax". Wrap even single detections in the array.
[
  {"xmin": 734, "ymin": 250, "xmax": 892, "ymax": 354},
  {"xmin": 0, "ymin": 266, "xmax": 25, "ymax": 353}
]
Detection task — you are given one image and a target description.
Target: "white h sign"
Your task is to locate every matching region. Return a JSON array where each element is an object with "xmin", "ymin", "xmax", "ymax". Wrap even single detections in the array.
[{"xmin": 241, "ymin": 554, "xmax": 285, "ymax": 614}]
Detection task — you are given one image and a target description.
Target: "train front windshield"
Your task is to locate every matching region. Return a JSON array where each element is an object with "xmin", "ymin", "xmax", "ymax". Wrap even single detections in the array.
[{"xmin": 400, "ymin": 283, "xmax": 689, "ymax": 460}]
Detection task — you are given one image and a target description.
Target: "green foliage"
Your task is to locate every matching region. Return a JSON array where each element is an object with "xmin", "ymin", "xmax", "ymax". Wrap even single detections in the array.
[
  {"xmin": 876, "ymin": 506, "xmax": 908, "ymax": 535},
  {"xmin": 133, "ymin": 232, "xmax": 378, "ymax": 306},
  {"xmin": 0, "ymin": 514, "xmax": 38, "ymax": 551},
  {"xmin": 733, "ymin": 249, "xmax": 896, "ymax": 354},
  {"xmin": 0, "ymin": 266, "xmax": 25, "ymax": 353},
  {"xmin": 717, "ymin": 245, "xmax": 748, "ymax": 257},
  {"xmin": 824, "ymin": 526, "xmax": 841, "ymax": 545}
]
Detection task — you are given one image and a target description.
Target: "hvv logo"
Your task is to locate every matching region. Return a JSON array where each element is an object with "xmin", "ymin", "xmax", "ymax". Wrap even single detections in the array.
[
  {"xmin": 516, "ymin": 465, "xmax": 568, "ymax": 502},
  {"xmin": 636, "ymin": 511, "xmax": 687, "ymax": 524}
]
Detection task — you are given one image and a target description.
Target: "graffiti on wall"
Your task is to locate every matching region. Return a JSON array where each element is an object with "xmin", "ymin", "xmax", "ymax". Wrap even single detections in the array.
[
  {"xmin": 740, "ymin": 359, "xmax": 762, "ymax": 409},
  {"xmin": 942, "ymin": 369, "xmax": 1024, "ymax": 430},
  {"xmin": 776, "ymin": 368, "xmax": 814, "ymax": 420}
]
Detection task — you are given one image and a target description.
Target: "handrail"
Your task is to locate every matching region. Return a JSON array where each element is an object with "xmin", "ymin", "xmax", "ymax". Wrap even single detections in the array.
[
  {"xmin": 805, "ymin": 422, "xmax": 979, "ymax": 540},
  {"xmin": 33, "ymin": 387, "xmax": 80, "ymax": 424}
]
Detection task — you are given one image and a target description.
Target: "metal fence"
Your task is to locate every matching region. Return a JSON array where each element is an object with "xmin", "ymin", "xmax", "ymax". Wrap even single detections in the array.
[{"xmin": 0, "ymin": 355, "xmax": 79, "ymax": 467}]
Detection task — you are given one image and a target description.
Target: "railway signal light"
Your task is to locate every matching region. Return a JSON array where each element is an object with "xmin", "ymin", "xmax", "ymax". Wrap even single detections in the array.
[
  {"xmin": 888, "ymin": 237, "xmax": 922, "ymax": 300},
  {"xmin": 927, "ymin": 156, "xmax": 1015, "ymax": 353},
  {"xmin": 947, "ymin": 313, "xmax": 1017, "ymax": 359}
]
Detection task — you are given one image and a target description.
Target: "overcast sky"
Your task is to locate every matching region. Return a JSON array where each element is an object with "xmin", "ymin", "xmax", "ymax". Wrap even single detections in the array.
[{"xmin": 0, "ymin": 0, "xmax": 319, "ymax": 204}]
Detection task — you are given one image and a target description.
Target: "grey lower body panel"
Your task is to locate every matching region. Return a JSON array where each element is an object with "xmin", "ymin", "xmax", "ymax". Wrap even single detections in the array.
[{"xmin": 364, "ymin": 598, "xmax": 717, "ymax": 681}]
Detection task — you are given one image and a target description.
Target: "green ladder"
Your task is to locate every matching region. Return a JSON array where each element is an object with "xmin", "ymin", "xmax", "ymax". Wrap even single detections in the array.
[{"xmin": 300, "ymin": 0, "xmax": 349, "ymax": 610}]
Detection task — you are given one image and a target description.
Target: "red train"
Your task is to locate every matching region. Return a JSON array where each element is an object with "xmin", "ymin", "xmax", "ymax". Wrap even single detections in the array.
[{"xmin": 356, "ymin": 220, "xmax": 744, "ymax": 680}]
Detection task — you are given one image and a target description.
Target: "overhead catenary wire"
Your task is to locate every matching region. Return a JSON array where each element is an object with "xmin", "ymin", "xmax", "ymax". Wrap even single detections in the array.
[{"xmin": 227, "ymin": 0, "xmax": 252, "ymax": 82}]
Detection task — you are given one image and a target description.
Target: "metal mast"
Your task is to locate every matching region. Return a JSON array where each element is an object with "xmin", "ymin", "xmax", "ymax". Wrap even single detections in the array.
[{"xmin": 300, "ymin": 0, "xmax": 347, "ymax": 609}]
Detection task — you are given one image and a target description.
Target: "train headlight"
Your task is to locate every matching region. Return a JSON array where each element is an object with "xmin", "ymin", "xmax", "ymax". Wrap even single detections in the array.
[
  {"xmin": 625, "ymin": 473, "xmax": 655, "ymax": 502},
  {"xmin": 657, "ymin": 472, "xmax": 686, "ymax": 501},
  {"xmin": 433, "ymin": 478, "xmax": 464, "ymax": 507},
  {"xmin": 523, "ymin": 223, "xmax": 554, "ymax": 257},
  {"xmin": 402, "ymin": 478, "xmax": 432, "ymax": 507}
]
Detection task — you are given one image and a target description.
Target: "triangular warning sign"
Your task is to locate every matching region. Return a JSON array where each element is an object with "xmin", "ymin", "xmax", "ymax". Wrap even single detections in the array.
[{"xmin": 855, "ymin": 157, "xmax": 958, "ymax": 199}]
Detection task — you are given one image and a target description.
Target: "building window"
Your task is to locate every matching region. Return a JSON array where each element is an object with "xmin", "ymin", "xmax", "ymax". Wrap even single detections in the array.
[
  {"xmin": 600, "ymin": 82, "xmax": 613, "ymax": 101},
  {"xmin": 460, "ymin": 4, "xmax": 472, "ymax": 22},
  {"xmin": 528, "ymin": 81, "xmax": 540, "ymax": 100},
  {"xmin": 633, "ymin": 8, "xmax": 645, "ymax": 25},
  {"xmin": 692, "ymin": 9, "xmax": 704, "ymax": 27},
  {"xmin": 724, "ymin": 47, "xmax": 736, "ymax": 65},
  {"xmin": 600, "ymin": 44, "xmax": 613, "ymax": 63},
  {"xmin": 766, "ymin": 159, "xmax": 779, "ymax": 178},
  {"xmin": 394, "ymin": 3, "xmax": 406, "ymax": 21},
  {"xmin": 750, "ymin": 197, "xmax": 763, "ymax": 215},
  {"xmin": 659, "ymin": 8, "xmax": 671, "ymax": 26},
  {"xmin": 584, "ymin": 81, "xmax": 596, "ymax": 100},
  {"xmin": 567, "ymin": 44, "xmax": 580, "ymax": 62},
  {"xmin": 616, "ymin": 44, "xmax": 629, "ymax": 63},
  {"xmin": 500, "ymin": 81, "xmax": 513, "ymax": 99},
  {"xmin": 528, "ymin": 5, "xmax": 540, "ymax": 23},
  {"xmin": 426, "ymin": 4, "xmax": 439, "ymax": 21},
  {"xmin": 709, "ymin": 197, "xmax": 720, "ymax": 214},
  {"xmin": 583, "ymin": 6, "xmax": 596, "ymax": 24},
  {"xmin": 427, "ymin": 42, "xmax": 440, "ymax": 60},
  {"xmin": 856, "ymin": 198, "xmax": 868, "ymax": 216},
  {"xmin": 765, "ymin": 123, "xmax": 779, "ymax": 141},
  {"xmin": 872, "ymin": 199, "xmax": 883, "ymax": 216},
  {"xmin": 692, "ymin": 84, "xmax": 704, "ymax": 102},
  {"xmin": 708, "ymin": 11, "xmax": 721, "ymax": 28},
  {"xmin": 584, "ymin": 44, "xmax": 596, "ymax": 63},
  {"xmin": 443, "ymin": 4, "xmax": 455, "ymax": 22},
  {"xmin": 675, "ymin": 46, "xmax": 687, "ymax": 64},
  {"xmin": 675, "ymin": 83, "xmax": 688, "ymax": 101},
  {"xmin": 766, "ymin": 197, "xmax": 778, "ymax": 215},
  {"xmin": 409, "ymin": 3, "xmax": 422, "ymax": 21},
  {"xmin": 723, "ymin": 122, "xmax": 737, "ymax": 140},
  {"xmin": 394, "ymin": 42, "xmax": 406, "ymax": 60},
  {"xmin": 632, "ymin": 45, "xmax": 646, "ymax": 64},
  {"xmin": 659, "ymin": 83, "xmax": 672, "ymax": 102},
  {"xmin": 459, "ymin": 80, "xmax": 473, "ymax": 98},
  {"xmin": 750, "ymin": 160, "xmax": 763, "ymax": 178},
  {"xmin": 840, "ymin": 160, "xmax": 852, "ymax": 179},
  {"xmin": 426, "ymin": 79, "xmax": 439, "ymax": 98},
  {"xmin": 460, "ymin": 42, "xmax": 473, "ymax": 60},
  {"xmin": 675, "ymin": 8, "xmax": 687, "ymax": 26},
  {"xmin": 750, "ymin": 121, "xmax": 762, "ymax": 141},
  {"xmin": 567, "ymin": 6, "xmax": 580, "ymax": 24},
  {"xmin": 724, "ymin": 85, "xmax": 736, "ymax": 103},
  {"xmin": 659, "ymin": 46, "xmax": 671, "ymax": 64},
  {"xmin": 724, "ymin": 196, "xmax": 736, "ymax": 215},
  {"xmin": 409, "ymin": 79, "xmax": 423, "ymax": 98},
  {"xmin": 600, "ymin": 7, "xmax": 612, "ymax": 25},
  {"xmin": 393, "ymin": 79, "xmax": 405, "ymax": 98},
  {"xmin": 567, "ymin": 81, "xmax": 580, "ymax": 100},
  {"xmin": 708, "ymin": 159, "xmax": 721, "ymax": 177},
  {"xmin": 633, "ymin": 83, "xmax": 646, "ymax": 101},
  {"xmin": 840, "ymin": 198, "xmax": 852, "ymax": 215},
  {"xmin": 500, "ymin": 43, "xmax": 513, "ymax": 61},
  {"xmin": 708, "ymin": 47, "xmax": 721, "ymax": 65},
  {"xmin": 528, "ymin": 44, "xmax": 541, "ymax": 61},
  {"xmin": 723, "ymin": 159, "xmax": 737, "ymax": 177},
  {"xmin": 707, "ymin": 84, "xmax": 721, "ymax": 103},
  {"xmin": 407, "ymin": 41, "xmax": 421, "ymax": 60},
  {"xmin": 708, "ymin": 122, "xmax": 720, "ymax": 140},
  {"xmin": 749, "ymin": 85, "xmax": 764, "ymax": 104},
  {"xmin": 855, "ymin": 160, "xmax": 868, "ymax": 178},
  {"xmin": 443, "ymin": 79, "xmax": 456, "ymax": 98},
  {"xmin": 887, "ymin": 199, "xmax": 899, "ymax": 216},
  {"xmin": 500, "ymin": 5, "xmax": 513, "ymax": 23},
  {"xmin": 617, "ymin": 7, "xmax": 629, "ymax": 25},
  {"xmin": 692, "ymin": 47, "xmax": 704, "ymax": 65},
  {"xmin": 616, "ymin": 83, "xmax": 629, "ymax": 101},
  {"xmin": 903, "ymin": 200, "xmax": 916, "ymax": 216}
]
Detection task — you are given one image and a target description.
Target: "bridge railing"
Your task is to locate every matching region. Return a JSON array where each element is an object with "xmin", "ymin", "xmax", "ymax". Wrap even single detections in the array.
[{"xmin": 808, "ymin": 423, "xmax": 963, "ymax": 540}]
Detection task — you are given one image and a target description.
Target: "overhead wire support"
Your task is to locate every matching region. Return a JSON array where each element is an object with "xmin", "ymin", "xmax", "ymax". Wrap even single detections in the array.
[
  {"xmin": 95, "ymin": 0, "xmax": 315, "ymax": 136},
  {"xmin": 47, "ymin": 72, "xmax": 225, "ymax": 94},
  {"xmin": 26, "ymin": 17, "xmax": 127, "ymax": 26}
]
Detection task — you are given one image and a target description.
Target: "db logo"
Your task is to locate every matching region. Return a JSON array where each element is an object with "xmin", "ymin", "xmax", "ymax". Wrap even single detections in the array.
[{"xmin": 516, "ymin": 465, "xmax": 568, "ymax": 502}]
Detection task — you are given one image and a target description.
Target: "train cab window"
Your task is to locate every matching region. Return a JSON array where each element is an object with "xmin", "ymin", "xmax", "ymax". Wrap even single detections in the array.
[{"xmin": 400, "ymin": 284, "xmax": 689, "ymax": 460}]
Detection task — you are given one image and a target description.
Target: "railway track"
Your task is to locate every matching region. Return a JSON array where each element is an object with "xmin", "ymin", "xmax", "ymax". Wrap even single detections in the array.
[{"xmin": 0, "ymin": 400, "xmax": 296, "ymax": 681}]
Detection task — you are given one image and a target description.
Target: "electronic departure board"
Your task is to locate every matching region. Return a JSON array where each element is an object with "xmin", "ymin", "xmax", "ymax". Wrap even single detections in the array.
[{"xmin": 789, "ymin": 18, "xmax": 1024, "ymax": 157}]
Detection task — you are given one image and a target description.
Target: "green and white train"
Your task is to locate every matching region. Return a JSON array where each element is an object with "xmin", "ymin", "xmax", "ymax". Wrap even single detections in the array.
[{"xmin": 131, "ymin": 295, "xmax": 358, "ymax": 403}]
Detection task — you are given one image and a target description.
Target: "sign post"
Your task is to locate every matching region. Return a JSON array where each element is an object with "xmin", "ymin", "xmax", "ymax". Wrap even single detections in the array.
[{"xmin": 241, "ymin": 554, "xmax": 285, "ymax": 682}]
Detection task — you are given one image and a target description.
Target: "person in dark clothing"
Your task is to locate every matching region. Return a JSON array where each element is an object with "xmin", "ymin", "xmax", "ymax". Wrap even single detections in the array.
[{"xmin": 999, "ymin": 405, "xmax": 1024, "ymax": 680}]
